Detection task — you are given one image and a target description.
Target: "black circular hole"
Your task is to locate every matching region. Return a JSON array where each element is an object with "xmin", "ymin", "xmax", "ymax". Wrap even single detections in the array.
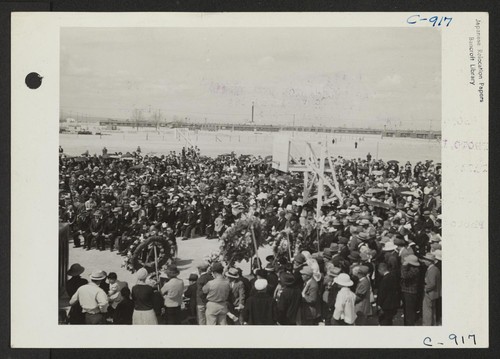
[{"xmin": 25, "ymin": 72, "xmax": 43, "ymax": 89}]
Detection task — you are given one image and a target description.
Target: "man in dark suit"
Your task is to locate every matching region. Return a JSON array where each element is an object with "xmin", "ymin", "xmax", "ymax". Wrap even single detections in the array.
[
  {"xmin": 103, "ymin": 208, "xmax": 122, "ymax": 252},
  {"xmin": 89, "ymin": 210, "xmax": 105, "ymax": 250},
  {"xmin": 376, "ymin": 262, "xmax": 401, "ymax": 325}
]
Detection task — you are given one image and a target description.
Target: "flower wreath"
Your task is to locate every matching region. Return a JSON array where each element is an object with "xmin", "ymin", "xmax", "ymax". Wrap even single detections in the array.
[
  {"xmin": 122, "ymin": 235, "xmax": 173, "ymax": 273},
  {"xmin": 219, "ymin": 216, "xmax": 264, "ymax": 265}
]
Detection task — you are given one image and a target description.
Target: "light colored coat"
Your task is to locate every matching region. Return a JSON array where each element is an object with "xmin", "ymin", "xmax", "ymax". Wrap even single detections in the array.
[
  {"xmin": 424, "ymin": 264, "xmax": 441, "ymax": 300},
  {"xmin": 355, "ymin": 276, "xmax": 373, "ymax": 316}
]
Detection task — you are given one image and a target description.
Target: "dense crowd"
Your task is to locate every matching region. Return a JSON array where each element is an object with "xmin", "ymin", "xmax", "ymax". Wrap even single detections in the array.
[{"xmin": 60, "ymin": 145, "xmax": 442, "ymax": 326}]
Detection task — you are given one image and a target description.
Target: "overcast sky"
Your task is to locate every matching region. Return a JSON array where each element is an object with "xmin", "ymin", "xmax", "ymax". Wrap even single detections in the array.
[{"xmin": 61, "ymin": 27, "xmax": 441, "ymax": 130}]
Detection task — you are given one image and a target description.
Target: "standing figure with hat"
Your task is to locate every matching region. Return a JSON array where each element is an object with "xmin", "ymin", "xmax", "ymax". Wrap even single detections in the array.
[
  {"xmin": 226, "ymin": 267, "xmax": 246, "ymax": 324},
  {"xmin": 242, "ymin": 279, "xmax": 276, "ymax": 325},
  {"xmin": 421, "ymin": 252, "xmax": 441, "ymax": 326},
  {"xmin": 433, "ymin": 250, "xmax": 442, "ymax": 324},
  {"xmin": 66, "ymin": 263, "xmax": 88, "ymax": 324},
  {"xmin": 183, "ymin": 273, "xmax": 199, "ymax": 324},
  {"xmin": 202, "ymin": 262, "xmax": 231, "ymax": 325},
  {"xmin": 195, "ymin": 261, "xmax": 213, "ymax": 325},
  {"xmin": 376, "ymin": 262, "xmax": 400, "ymax": 325},
  {"xmin": 275, "ymin": 272, "xmax": 301, "ymax": 325},
  {"xmin": 332, "ymin": 273, "xmax": 357, "ymax": 325},
  {"xmin": 296, "ymin": 266, "xmax": 320, "ymax": 325},
  {"xmin": 321, "ymin": 266, "xmax": 342, "ymax": 325},
  {"xmin": 353, "ymin": 265, "xmax": 373, "ymax": 325},
  {"xmin": 131, "ymin": 268, "xmax": 158, "ymax": 325},
  {"xmin": 400, "ymin": 254, "xmax": 421, "ymax": 325},
  {"xmin": 382, "ymin": 241, "xmax": 400, "ymax": 275},
  {"xmin": 160, "ymin": 264, "xmax": 184, "ymax": 324},
  {"xmin": 69, "ymin": 270, "xmax": 109, "ymax": 324},
  {"xmin": 264, "ymin": 262, "xmax": 279, "ymax": 296}
]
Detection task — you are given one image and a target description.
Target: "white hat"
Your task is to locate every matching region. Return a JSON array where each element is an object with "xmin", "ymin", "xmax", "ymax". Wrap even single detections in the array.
[
  {"xmin": 334, "ymin": 273, "xmax": 354, "ymax": 287},
  {"xmin": 136, "ymin": 268, "xmax": 148, "ymax": 281},
  {"xmin": 89, "ymin": 270, "xmax": 106, "ymax": 281},
  {"xmin": 254, "ymin": 279, "xmax": 268, "ymax": 291},
  {"xmin": 383, "ymin": 242, "xmax": 398, "ymax": 251},
  {"xmin": 162, "ymin": 222, "xmax": 168, "ymax": 228},
  {"xmin": 434, "ymin": 249, "xmax": 442, "ymax": 261}
]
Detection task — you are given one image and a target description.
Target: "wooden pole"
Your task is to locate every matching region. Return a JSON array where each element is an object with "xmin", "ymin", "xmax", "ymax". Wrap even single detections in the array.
[
  {"xmin": 153, "ymin": 243, "xmax": 160, "ymax": 291},
  {"xmin": 250, "ymin": 224, "xmax": 261, "ymax": 269},
  {"xmin": 316, "ymin": 226, "xmax": 320, "ymax": 254}
]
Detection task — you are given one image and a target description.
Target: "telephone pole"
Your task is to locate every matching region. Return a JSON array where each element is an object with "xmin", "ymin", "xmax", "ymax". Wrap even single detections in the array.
[{"xmin": 251, "ymin": 101, "xmax": 254, "ymax": 123}]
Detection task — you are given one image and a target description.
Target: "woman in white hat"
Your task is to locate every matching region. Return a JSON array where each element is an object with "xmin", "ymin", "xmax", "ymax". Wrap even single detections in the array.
[
  {"xmin": 131, "ymin": 268, "xmax": 158, "ymax": 325},
  {"xmin": 332, "ymin": 273, "xmax": 357, "ymax": 325}
]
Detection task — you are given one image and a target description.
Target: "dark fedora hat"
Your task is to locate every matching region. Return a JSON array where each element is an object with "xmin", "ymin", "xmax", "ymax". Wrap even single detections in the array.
[
  {"xmin": 67, "ymin": 263, "xmax": 85, "ymax": 277},
  {"xmin": 348, "ymin": 251, "xmax": 361, "ymax": 262},
  {"xmin": 279, "ymin": 272, "xmax": 295, "ymax": 287}
]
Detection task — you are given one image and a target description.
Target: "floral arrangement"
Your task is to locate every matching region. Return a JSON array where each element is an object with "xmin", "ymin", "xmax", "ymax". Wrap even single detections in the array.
[
  {"xmin": 219, "ymin": 216, "xmax": 264, "ymax": 265},
  {"xmin": 122, "ymin": 234, "xmax": 173, "ymax": 273}
]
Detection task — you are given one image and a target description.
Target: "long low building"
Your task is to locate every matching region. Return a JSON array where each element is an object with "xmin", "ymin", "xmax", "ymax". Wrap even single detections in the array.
[{"xmin": 96, "ymin": 119, "xmax": 441, "ymax": 139}]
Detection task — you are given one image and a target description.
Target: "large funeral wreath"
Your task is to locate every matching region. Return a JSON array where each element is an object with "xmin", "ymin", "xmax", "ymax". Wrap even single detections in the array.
[
  {"xmin": 219, "ymin": 216, "xmax": 265, "ymax": 265},
  {"xmin": 123, "ymin": 235, "xmax": 174, "ymax": 273}
]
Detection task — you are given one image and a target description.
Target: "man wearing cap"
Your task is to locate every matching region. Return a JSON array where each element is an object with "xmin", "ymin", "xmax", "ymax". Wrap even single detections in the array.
[
  {"xmin": 69, "ymin": 270, "xmax": 109, "ymax": 324},
  {"xmin": 297, "ymin": 266, "xmax": 320, "ymax": 325},
  {"xmin": 422, "ymin": 252, "xmax": 441, "ymax": 326},
  {"xmin": 202, "ymin": 262, "xmax": 231, "ymax": 325},
  {"xmin": 160, "ymin": 264, "xmax": 184, "ymax": 324}
]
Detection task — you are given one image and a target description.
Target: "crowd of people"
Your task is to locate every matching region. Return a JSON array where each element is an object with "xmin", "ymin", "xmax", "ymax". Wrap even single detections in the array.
[{"xmin": 60, "ymin": 144, "xmax": 442, "ymax": 326}]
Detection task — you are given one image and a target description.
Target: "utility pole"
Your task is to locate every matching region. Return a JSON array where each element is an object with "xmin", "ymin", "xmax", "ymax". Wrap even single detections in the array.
[{"xmin": 251, "ymin": 101, "xmax": 254, "ymax": 123}]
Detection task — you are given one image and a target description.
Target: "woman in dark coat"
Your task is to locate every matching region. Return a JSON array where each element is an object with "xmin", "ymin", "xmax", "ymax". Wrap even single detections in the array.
[
  {"xmin": 242, "ymin": 279, "xmax": 275, "ymax": 325},
  {"xmin": 66, "ymin": 263, "xmax": 88, "ymax": 325},
  {"xmin": 275, "ymin": 272, "xmax": 301, "ymax": 325},
  {"xmin": 113, "ymin": 287, "xmax": 134, "ymax": 324}
]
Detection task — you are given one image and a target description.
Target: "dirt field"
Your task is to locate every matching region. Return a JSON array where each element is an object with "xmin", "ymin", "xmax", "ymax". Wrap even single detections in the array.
[{"xmin": 60, "ymin": 129, "xmax": 441, "ymax": 164}]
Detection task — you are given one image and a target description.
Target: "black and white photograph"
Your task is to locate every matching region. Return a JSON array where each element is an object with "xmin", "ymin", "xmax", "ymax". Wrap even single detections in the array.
[
  {"xmin": 10, "ymin": 12, "xmax": 488, "ymax": 348},
  {"xmin": 58, "ymin": 26, "xmax": 442, "ymax": 327}
]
